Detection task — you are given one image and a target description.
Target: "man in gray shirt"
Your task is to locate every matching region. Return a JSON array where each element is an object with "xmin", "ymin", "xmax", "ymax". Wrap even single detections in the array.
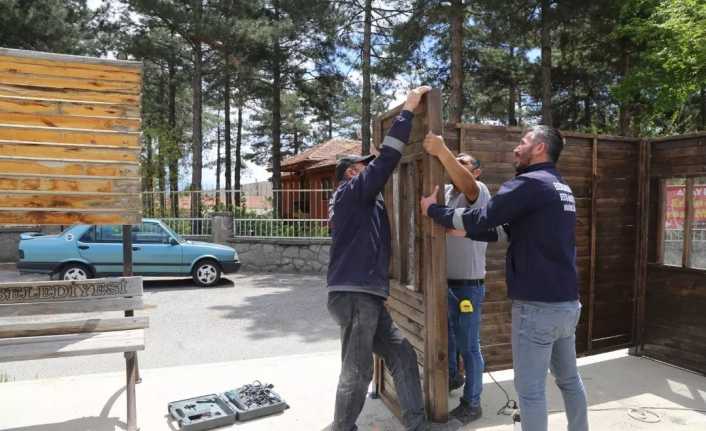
[{"xmin": 424, "ymin": 136, "xmax": 491, "ymax": 424}]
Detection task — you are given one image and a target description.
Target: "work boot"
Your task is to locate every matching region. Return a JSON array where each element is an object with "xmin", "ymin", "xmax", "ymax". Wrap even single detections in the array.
[
  {"xmin": 449, "ymin": 373, "xmax": 464, "ymax": 392},
  {"xmin": 450, "ymin": 398, "xmax": 482, "ymax": 424}
]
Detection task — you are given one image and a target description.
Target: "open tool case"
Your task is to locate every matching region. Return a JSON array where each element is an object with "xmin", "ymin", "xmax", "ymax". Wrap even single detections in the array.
[{"xmin": 168, "ymin": 382, "xmax": 289, "ymax": 430}]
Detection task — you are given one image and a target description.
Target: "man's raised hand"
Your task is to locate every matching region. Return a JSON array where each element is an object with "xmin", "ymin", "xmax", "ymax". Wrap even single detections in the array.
[
  {"xmin": 402, "ymin": 85, "xmax": 432, "ymax": 112},
  {"xmin": 423, "ymin": 132, "xmax": 446, "ymax": 157}
]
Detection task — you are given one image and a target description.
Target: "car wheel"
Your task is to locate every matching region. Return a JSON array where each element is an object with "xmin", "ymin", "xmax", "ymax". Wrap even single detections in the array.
[
  {"xmin": 192, "ymin": 260, "xmax": 221, "ymax": 287},
  {"xmin": 60, "ymin": 263, "xmax": 91, "ymax": 281}
]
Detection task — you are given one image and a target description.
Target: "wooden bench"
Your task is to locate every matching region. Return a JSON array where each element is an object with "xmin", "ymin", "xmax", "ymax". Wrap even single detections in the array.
[{"xmin": 0, "ymin": 276, "xmax": 148, "ymax": 431}]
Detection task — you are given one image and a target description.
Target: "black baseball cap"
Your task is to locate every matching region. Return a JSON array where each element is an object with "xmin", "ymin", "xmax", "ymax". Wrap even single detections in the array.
[{"xmin": 336, "ymin": 154, "xmax": 376, "ymax": 181}]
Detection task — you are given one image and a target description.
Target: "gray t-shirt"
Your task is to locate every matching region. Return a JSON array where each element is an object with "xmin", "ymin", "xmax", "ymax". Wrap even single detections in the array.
[{"xmin": 445, "ymin": 181, "xmax": 491, "ymax": 280}]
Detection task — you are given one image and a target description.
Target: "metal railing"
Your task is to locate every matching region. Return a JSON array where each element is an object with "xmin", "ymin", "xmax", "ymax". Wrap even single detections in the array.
[
  {"xmin": 142, "ymin": 188, "xmax": 332, "ymax": 240},
  {"xmin": 161, "ymin": 218, "xmax": 212, "ymax": 239}
]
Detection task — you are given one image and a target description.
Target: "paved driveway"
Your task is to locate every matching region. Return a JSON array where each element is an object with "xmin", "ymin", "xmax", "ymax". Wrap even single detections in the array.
[{"xmin": 0, "ymin": 271, "xmax": 339, "ymax": 381}]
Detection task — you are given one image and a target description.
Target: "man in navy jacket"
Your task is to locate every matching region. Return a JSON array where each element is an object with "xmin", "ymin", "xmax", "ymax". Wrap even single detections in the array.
[
  {"xmin": 327, "ymin": 86, "xmax": 431, "ymax": 431},
  {"xmin": 421, "ymin": 126, "xmax": 589, "ymax": 431}
]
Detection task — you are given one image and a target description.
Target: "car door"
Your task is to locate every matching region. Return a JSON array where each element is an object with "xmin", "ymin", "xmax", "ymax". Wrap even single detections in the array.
[
  {"xmin": 132, "ymin": 221, "xmax": 184, "ymax": 276},
  {"xmin": 77, "ymin": 225, "xmax": 123, "ymax": 276}
]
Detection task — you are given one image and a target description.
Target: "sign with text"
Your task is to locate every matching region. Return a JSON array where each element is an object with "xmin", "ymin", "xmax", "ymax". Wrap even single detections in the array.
[{"xmin": 665, "ymin": 184, "xmax": 706, "ymax": 229}]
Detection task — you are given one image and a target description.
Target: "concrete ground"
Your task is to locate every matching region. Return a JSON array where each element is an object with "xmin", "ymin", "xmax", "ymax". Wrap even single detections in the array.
[
  {"xmin": 0, "ymin": 267, "xmax": 704, "ymax": 430},
  {"xmin": 0, "ymin": 349, "xmax": 705, "ymax": 430}
]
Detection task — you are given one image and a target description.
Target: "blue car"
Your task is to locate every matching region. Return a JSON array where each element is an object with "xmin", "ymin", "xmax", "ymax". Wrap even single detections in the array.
[{"xmin": 17, "ymin": 219, "xmax": 241, "ymax": 287}]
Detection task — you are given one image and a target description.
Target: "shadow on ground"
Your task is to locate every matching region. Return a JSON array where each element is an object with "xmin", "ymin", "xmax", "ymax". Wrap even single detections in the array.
[{"xmin": 209, "ymin": 272, "xmax": 338, "ymax": 344}]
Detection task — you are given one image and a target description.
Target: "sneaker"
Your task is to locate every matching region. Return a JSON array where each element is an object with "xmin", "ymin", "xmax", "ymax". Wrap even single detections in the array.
[
  {"xmin": 450, "ymin": 399, "xmax": 482, "ymax": 424},
  {"xmin": 449, "ymin": 373, "xmax": 464, "ymax": 392}
]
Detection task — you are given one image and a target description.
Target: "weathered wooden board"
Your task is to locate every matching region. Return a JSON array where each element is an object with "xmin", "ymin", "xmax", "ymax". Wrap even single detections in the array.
[{"xmin": 0, "ymin": 47, "xmax": 142, "ymax": 225}]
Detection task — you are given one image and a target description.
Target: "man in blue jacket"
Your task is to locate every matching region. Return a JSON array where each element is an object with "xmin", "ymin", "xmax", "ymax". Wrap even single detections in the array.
[
  {"xmin": 327, "ymin": 86, "xmax": 431, "ymax": 431},
  {"xmin": 420, "ymin": 126, "xmax": 589, "ymax": 431}
]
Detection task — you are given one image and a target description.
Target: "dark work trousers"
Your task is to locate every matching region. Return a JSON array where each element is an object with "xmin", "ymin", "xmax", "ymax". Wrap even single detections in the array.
[{"xmin": 327, "ymin": 291, "xmax": 426, "ymax": 431}]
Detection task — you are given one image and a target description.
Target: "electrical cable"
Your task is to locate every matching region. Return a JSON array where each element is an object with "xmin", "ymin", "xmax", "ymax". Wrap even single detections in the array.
[{"xmin": 487, "ymin": 370, "xmax": 518, "ymax": 416}]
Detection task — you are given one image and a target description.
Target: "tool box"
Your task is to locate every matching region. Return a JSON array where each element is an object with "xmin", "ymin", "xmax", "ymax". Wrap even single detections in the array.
[{"xmin": 168, "ymin": 382, "xmax": 289, "ymax": 430}]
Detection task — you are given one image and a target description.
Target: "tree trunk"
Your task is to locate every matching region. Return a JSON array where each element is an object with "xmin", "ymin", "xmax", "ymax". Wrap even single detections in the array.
[
  {"xmin": 216, "ymin": 124, "xmax": 221, "ymax": 207},
  {"xmin": 699, "ymin": 87, "xmax": 706, "ymax": 130},
  {"xmin": 584, "ymin": 86, "xmax": 592, "ymax": 129},
  {"xmin": 191, "ymin": 39, "xmax": 203, "ymax": 218},
  {"xmin": 224, "ymin": 69, "xmax": 232, "ymax": 211},
  {"xmin": 618, "ymin": 51, "xmax": 631, "ymax": 136},
  {"xmin": 235, "ymin": 102, "xmax": 243, "ymax": 208},
  {"xmin": 272, "ymin": 1, "xmax": 283, "ymax": 215},
  {"xmin": 449, "ymin": 0, "xmax": 464, "ymax": 124},
  {"xmin": 361, "ymin": 0, "xmax": 372, "ymax": 155},
  {"xmin": 156, "ymin": 72, "xmax": 166, "ymax": 217},
  {"xmin": 144, "ymin": 135, "xmax": 154, "ymax": 217},
  {"xmin": 328, "ymin": 116, "xmax": 333, "ymax": 140},
  {"xmin": 168, "ymin": 56, "xmax": 179, "ymax": 218},
  {"xmin": 508, "ymin": 47, "xmax": 517, "ymax": 126},
  {"xmin": 540, "ymin": 0, "xmax": 553, "ymax": 126}
]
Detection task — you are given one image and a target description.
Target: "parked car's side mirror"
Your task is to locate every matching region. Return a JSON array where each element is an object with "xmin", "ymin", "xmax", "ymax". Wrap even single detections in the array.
[{"xmin": 169, "ymin": 238, "xmax": 179, "ymax": 246}]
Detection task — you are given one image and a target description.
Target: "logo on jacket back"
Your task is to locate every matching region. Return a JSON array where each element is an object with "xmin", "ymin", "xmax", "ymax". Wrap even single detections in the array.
[{"xmin": 553, "ymin": 182, "xmax": 576, "ymax": 213}]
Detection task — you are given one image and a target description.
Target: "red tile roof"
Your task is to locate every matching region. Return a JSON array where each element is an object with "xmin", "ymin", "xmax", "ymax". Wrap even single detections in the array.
[{"xmin": 281, "ymin": 138, "xmax": 364, "ymax": 172}]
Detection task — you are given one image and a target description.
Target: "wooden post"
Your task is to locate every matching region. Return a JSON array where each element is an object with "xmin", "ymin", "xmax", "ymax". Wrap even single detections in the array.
[
  {"xmin": 125, "ymin": 350, "xmax": 138, "ymax": 431},
  {"xmin": 122, "ymin": 225, "xmax": 138, "ymax": 430},
  {"xmin": 683, "ymin": 177, "xmax": 695, "ymax": 268},
  {"xmin": 631, "ymin": 139, "xmax": 650, "ymax": 356},
  {"xmin": 422, "ymin": 89, "xmax": 448, "ymax": 422},
  {"xmin": 586, "ymin": 137, "xmax": 598, "ymax": 353}
]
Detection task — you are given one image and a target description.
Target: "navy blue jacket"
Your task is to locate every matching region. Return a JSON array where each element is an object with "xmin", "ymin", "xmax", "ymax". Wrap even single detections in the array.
[
  {"xmin": 428, "ymin": 162, "xmax": 579, "ymax": 302},
  {"xmin": 327, "ymin": 110, "xmax": 413, "ymax": 298}
]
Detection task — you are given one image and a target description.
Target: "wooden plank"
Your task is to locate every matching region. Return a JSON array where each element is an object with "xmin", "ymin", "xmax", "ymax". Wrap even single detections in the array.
[
  {"xmin": 0, "ymin": 58, "xmax": 141, "ymax": 84},
  {"xmin": 0, "ymin": 48, "xmax": 142, "ymax": 71},
  {"xmin": 0, "ymin": 124, "xmax": 140, "ymax": 147},
  {"xmin": 0, "ymin": 71, "xmax": 140, "ymax": 95},
  {"xmin": 422, "ymin": 88, "xmax": 447, "ymax": 423},
  {"xmin": 648, "ymin": 131, "xmax": 706, "ymax": 143},
  {"xmin": 0, "ymin": 297, "xmax": 143, "ymax": 317},
  {"xmin": 0, "ymin": 111, "xmax": 140, "ymax": 132},
  {"xmin": 0, "ymin": 84, "xmax": 141, "ymax": 105},
  {"xmin": 0, "ymin": 317, "xmax": 149, "ymax": 338},
  {"xmin": 0, "ymin": 329, "xmax": 144, "ymax": 362},
  {"xmin": 0, "ymin": 174, "xmax": 139, "ymax": 193},
  {"xmin": 0, "ymin": 209, "xmax": 141, "ymax": 225},
  {"xmin": 0, "ymin": 277, "xmax": 142, "ymax": 304},
  {"xmin": 0, "ymin": 158, "xmax": 139, "ymax": 177},
  {"xmin": 0, "ymin": 141, "xmax": 138, "ymax": 163},
  {"xmin": 386, "ymin": 295, "xmax": 425, "ymax": 327},
  {"xmin": 0, "ymin": 192, "xmax": 140, "ymax": 210},
  {"xmin": 0, "ymin": 96, "xmax": 140, "ymax": 118},
  {"xmin": 587, "ymin": 137, "xmax": 598, "ymax": 353}
]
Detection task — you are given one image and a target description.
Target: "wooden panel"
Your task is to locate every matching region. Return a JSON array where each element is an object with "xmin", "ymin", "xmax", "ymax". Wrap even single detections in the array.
[
  {"xmin": 0, "ymin": 48, "xmax": 142, "ymax": 225},
  {"xmin": 0, "ymin": 96, "xmax": 140, "ymax": 118},
  {"xmin": 0, "ymin": 141, "xmax": 138, "ymax": 162},
  {"xmin": 0, "ymin": 297, "xmax": 143, "ymax": 317},
  {"xmin": 374, "ymin": 90, "xmax": 447, "ymax": 423},
  {"xmin": 0, "ymin": 316, "xmax": 149, "ymax": 338},
  {"xmin": 0, "ymin": 209, "xmax": 140, "ymax": 225},
  {"xmin": 0, "ymin": 111, "xmax": 139, "ymax": 132},
  {"xmin": 0, "ymin": 174, "xmax": 139, "ymax": 193},
  {"xmin": 0, "ymin": 125, "xmax": 139, "ymax": 147},
  {"xmin": 0, "ymin": 328, "xmax": 145, "ymax": 362},
  {"xmin": 0, "ymin": 277, "xmax": 142, "ymax": 304}
]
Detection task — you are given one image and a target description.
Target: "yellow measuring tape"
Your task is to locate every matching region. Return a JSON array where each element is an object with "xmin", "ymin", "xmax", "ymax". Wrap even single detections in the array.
[{"xmin": 459, "ymin": 299, "xmax": 474, "ymax": 313}]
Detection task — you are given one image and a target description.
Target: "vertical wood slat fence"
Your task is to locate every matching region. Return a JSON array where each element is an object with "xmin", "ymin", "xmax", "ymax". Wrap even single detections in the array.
[
  {"xmin": 372, "ymin": 89, "xmax": 449, "ymax": 422},
  {"xmin": 448, "ymin": 125, "xmax": 641, "ymax": 371},
  {"xmin": 0, "ymin": 47, "xmax": 142, "ymax": 225}
]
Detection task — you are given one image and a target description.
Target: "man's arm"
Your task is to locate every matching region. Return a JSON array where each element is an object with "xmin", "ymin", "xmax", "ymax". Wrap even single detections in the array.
[
  {"xmin": 349, "ymin": 86, "xmax": 431, "ymax": 202},
  {"xmin": 423, "ymin": 133, "xmax": 479, "ymax": 202},
  {"xmin": 421, "ymin": 176, "xmax": 542, "ymax": 233}
]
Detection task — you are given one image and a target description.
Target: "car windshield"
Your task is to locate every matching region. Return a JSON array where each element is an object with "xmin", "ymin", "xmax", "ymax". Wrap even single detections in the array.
[{"xmin": 159, "ymin": 222, "xmax": 186, "ymax": 243}]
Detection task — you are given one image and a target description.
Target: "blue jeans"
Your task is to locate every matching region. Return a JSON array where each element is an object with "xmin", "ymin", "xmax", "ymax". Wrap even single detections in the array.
[
  {"xmin": 512, "ymin": 300, "xmax": 588, "ymax": 431},
  {"xmin": 448, "ymin": 280, "xmax": 485, "ymax": 406}
]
